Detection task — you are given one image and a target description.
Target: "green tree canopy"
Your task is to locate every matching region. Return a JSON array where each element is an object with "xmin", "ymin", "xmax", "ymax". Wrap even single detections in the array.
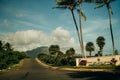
[
  {"xmin": 94, "ymin": 0, "xmax": 116, "ymax": 55},
  {"xmin": 96, "ymin": 36, "xmax": 105, "ymax": 56},
  {"xmin": 85, "ymin": 42, "xmax": 95, "ymax": 56},
  {"xmin": 66, "ymin": 48, "xmax": 75, "ymax": 57},
  {"xmin": 49, "ymin": 45, "xmax": 60, "ymax": 56}
]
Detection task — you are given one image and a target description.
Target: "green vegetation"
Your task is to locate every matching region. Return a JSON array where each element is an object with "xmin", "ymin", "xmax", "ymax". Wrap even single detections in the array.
[
  {"xmin": 49, "ymin": 45, "xmax": 61, "ymax": 56},
  {"xmin": 77, "ymin": 65, "xmax": 116, "ymax": 69},
  {"xmin": 38, "ymin": 45, "xmax": 76, "ymax": 66},
  {"xmin": 96, "ymin": 36, "xmax": 105, "ymax": 56},
  {"xmin": 94, "ymin": 0, "xmax": 116, "ymax": 55},
  {"xmin": 0, "ymin": 40, "xmax": 28, "ymax": 70},
  {"xmin": 85, "ymin": 42, "xmax": 95, "ymax": 56},
  {"xmin": 54, "ymin": 0, "xmax": 117, "ymax": 58},
  {"xmin": 54, "ymin": 0, "xmax": 86, "ymax": 58},
  {"xmin": 37, "ymin": 53, "xmax": 76, "ymax": 66}
]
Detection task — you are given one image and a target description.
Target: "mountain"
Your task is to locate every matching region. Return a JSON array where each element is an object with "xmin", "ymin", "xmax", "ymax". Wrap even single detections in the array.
[{"xmin": 26, "ymin": 46, "xmax": 49, "ymax": 58}]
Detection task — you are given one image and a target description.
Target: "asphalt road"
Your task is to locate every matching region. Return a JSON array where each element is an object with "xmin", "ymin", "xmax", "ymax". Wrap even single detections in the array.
[{"xmin": 0, "ymin": 58, "xmax": 120, "ymax": 80}]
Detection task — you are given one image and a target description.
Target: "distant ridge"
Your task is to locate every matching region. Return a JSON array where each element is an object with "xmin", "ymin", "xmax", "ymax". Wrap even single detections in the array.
[{"xmin": 26, "ymin": 46, "xmax": 49, "ymax": 58}]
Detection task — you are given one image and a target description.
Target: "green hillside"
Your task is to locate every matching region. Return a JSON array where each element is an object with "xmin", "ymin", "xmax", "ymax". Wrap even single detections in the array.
[{"xmin": 26, "ymin": 46, "xmax": 49, "ymax": 58}]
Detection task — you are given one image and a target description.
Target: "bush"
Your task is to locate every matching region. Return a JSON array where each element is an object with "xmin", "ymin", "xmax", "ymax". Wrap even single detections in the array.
[
  {"xmin": 37, "ymin": 54, "xmax": 76, "ymax": 66},
  {"xmin": 0, "ymin": 62, "xmax": 8, "ymax": 70},
  {"xmin": 67, "ymin": 57, "xmax": 76, "ymax": 66},
  {"xmin": 0, "ymin": 41, "xmax": 27, "ymax": 70}
]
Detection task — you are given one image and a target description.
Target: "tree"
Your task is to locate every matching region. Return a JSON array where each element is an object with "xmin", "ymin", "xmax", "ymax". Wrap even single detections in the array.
[
  {"xmin": 54, "ymin": 0, "xmax": 81, "ymax": 57},
  {"xmin": 49, "ymin": 45, "xmax": 60, "ymax": 56},
  {"xmin": 4, "ymin": 42, "xmax": 13, "ymax": 52},
  {"xmin": 77, "ymin": 0, "xmax": 87, "ymax": 58},
  {"xmin": 54, "ymin": 0, "xmax": 87, "ymax": 58},
  {"xmin": 85, "ymin": 42, "xmax": 95, "ymax": 56},
  {"xmin": 96, "ymin": 36, "xmax": 105, "ymax": 56},
  {"xmin": 94, "ymin": 0, "xmax": 116, "ymax": 55},
  {"xmin": 114, "ymin": 49, "xmax": 118, "ymax": 55},
  {"xmin": 66, "ymin": 48, "xmax": 75, "ymax": 57}
]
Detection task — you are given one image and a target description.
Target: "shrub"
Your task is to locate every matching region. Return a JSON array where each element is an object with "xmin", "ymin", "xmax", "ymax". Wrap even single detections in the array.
[
  {"xmin": 37, "ymin": 54, "xmax": 76, "ymax": 66},
  {"xmin": 67, "ymin": 57, "xmax": 76, "ymax": 66},
  {"xmin": 0, "ymin": 62, "xmax": 8, "ymax": 70}
]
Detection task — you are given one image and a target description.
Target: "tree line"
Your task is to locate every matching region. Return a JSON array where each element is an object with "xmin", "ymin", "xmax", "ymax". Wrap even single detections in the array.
[
  {"xmin": 37, "ymin": 45, "xmax": 76, "ymax": 66},
  {"xmin": 0, "ymin": 40, "xmax": 28, "ymax": 70},
  {"xmin": 85, "ymin": 36, "xmax": 119, "ymax": 57},
  {"xmin": 86, "ymin": 36, "xmax": 105, "ymax": 57},
  {"xmin": 37, "ymin": 34, "xmax": 119, "ymax": 66}
]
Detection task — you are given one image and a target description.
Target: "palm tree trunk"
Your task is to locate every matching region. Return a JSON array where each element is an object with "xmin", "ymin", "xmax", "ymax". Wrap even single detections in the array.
[
  {"xmin": 70, "ymin": 10, "xmax": 82, "ymax": 56},
  {"xmin": 100, "ymin": 47, "xmax": 103, "ymax": 56},
  {"xmin": 79, "ymin": 4, "xmax": 86, "ymax": 58},
  {"xmin": 107, "ymin": 5, "xmax": 115, "ymax": 55},
  {"xmin": 89, "ymin": 51, "xmax": 91, "ymax": 56}
]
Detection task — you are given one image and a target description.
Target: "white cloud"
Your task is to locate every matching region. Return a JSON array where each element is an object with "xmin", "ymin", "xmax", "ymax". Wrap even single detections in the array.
[
  {"xmin": 1, "ymin": 27, "xmax": 76, "ymax": 51},
  {"xmin": 3, "ymin": 30, "xmax": 49, "ymax": 51},
  {"xmin": 51, "ymin": 27, "xmax": 75, "ymax": 47}
]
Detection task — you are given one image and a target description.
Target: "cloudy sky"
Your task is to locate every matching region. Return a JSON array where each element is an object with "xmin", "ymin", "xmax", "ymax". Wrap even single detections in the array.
[{"xmin": 0, "ymin": 0, "xmax": 120, "ymax": 55}]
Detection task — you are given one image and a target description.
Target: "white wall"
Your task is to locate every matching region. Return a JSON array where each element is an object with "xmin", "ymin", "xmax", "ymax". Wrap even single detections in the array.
[{"xmin": 76, "ymin": 55, "xmax": 120, "ymax": 66}]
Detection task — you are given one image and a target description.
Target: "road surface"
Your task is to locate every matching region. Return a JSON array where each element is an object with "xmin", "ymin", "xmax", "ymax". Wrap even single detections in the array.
[{"xmin": 0, "ymin": 58, "xmax": 120, "ymax": 80}]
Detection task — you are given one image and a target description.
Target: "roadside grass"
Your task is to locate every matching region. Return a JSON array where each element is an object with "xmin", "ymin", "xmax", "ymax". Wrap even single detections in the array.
[
  {"xmin": 76, "ymin": 65, "xmax": 116, "ymax": 69},
  {"xmin": 43, "ymin": 62, "xmax": 120, "ymax": 70}
]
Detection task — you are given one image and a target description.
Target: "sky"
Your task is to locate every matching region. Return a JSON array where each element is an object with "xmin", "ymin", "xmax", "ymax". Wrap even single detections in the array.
[{"xmin": 0, "ymin": 0, "xmax": 120, "ymax": 55}]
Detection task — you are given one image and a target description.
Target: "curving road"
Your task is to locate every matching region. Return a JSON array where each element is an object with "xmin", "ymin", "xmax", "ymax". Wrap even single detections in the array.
[{"xmin": 0, "ymin": 58, "xmax": 120, "ymax": 80}]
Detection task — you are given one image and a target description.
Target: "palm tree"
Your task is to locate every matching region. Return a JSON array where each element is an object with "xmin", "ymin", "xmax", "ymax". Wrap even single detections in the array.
[
  {"xmin": 49, "ymin": 45, "xmax": 60, "ymax": 56},
  {"xmin": 85, "ymin": 42, "xmax": 95, "ymax": 56},
  {"xmin": 4, "ymin": 42, "xmax": 13, "ymax": 52},
  {"xmin": 66, "ymin": 48, "xmax": 75, "ymax": 57},
  {"xmin": 94, "ymin": 0, "xmax": 115, "ymax": 55},
  {"xmin": 96, "ymin": 36, "xmax": 105, "ymax": 56},
  {"xmin": 54, "ymin": 0, "xmax": 88, "ymax": 58},
  {"xmin": 54, "ymin": 0, "xmax": 83, "ymax": 57},
  {"xmin": 77, "ymin": 0, "xmax": 87, "ymax": 58}
]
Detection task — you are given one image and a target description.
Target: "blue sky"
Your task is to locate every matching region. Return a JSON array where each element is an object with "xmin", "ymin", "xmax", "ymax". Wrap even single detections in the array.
[{"xmin": 0, "ymin": 0, "xmax": 120, "ymax": 55}]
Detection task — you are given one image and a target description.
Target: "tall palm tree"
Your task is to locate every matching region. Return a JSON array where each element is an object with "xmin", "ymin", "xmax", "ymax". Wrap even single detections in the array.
[
  {"xmin": 96, "ymin": 36, "xmax": 105, "ymax": 56},
  {"xmin": 94, "ymin": 0, "xmax": 115, "ymax": 55},
  {"xmin": 85, "ymin": 42, "xmax": 95, "ymax": 56},
  {"xmin": 77, "ymin": 0, "xmax": 87, "ymax": 58},
  {"xmin": 54, "ymin": 0, "xmax": 88, "ymax": 58},
  {"xmin": 54, "ymin": 0, "xmax": 83, "ymax": 57}
]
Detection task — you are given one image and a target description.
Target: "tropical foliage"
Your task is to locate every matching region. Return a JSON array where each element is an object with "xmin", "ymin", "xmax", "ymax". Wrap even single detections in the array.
[
  {"xmin": 96, "ymin": 36, "xmax": 105, "ymax": 56},
  {"xmin": 85, "ymin": 42, "xmax": 95, "ymax": 56},
  {"xmin": 53, "ymin": 0, "xmax": 117, "ymax": 58},
  {"xmin": 37, "ymin": 53, "xmax": 75, "ymax": 66},
  {"xmin": 54, "ymin": 0, "xmax": 86, "ymax": 58},
  {"xmin": 49, "ymin": 45, "xmax": 61, "ymax": 56},
  {"xmin": 66, "ymin": 48, "xmax": 75, "ymax": 57},
  {"xmin": 38, "ymin": 45, "xmax": 76, "ymax": 66},
  {"xmin": 94, "ymin": 0, "xmax": 116, "ymax": 55},
  {"xmin": 0, "ymin": 40, "xmax": 27, "ymax": 70}
]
